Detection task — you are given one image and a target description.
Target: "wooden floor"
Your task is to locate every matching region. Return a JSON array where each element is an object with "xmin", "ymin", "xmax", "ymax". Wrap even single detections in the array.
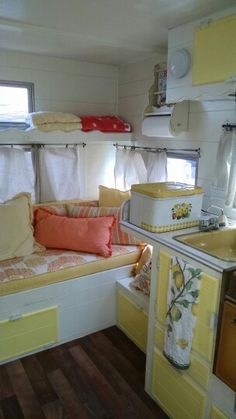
[{"xmin": 0, "ymin": 326, "xmax": 168, "ymax": 419}]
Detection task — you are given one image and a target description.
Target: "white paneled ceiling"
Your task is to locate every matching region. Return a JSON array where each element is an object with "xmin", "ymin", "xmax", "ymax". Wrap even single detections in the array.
[{"xmin": 0, "ymin": 0, "xmax": 235, "ymax": 65}]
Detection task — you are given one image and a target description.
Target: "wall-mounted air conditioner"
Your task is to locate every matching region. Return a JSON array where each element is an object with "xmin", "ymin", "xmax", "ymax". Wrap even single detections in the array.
[{"xmin": 141, "ymin": 100, "xmax": 189, "ymax": 138}]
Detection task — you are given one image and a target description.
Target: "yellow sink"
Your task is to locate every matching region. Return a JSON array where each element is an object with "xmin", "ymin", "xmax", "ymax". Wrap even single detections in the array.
[{"xmin": 174, "ymin": 228, "xmax": 236, "ymax": 261}]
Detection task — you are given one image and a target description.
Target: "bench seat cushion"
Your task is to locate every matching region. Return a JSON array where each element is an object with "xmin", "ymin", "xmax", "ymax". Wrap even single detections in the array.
[{"xmin": 0, "ymin": 245, "xmax": 142, "ymax": 296}]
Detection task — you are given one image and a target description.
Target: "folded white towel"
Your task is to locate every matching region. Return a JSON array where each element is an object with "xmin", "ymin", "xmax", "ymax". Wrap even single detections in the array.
[
  {"xmin": 163, "ymin": 256, "xmax": 202, "ymax": 369},
  {"xmin": 27, "ymin": 112, "xmax": 81, "ymax": 126}
]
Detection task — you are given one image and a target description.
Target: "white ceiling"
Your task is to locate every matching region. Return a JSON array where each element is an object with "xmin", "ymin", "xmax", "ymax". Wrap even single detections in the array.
[{"xmin": 0, "ymin": 0, "xmax": 235, "ymax": 65}]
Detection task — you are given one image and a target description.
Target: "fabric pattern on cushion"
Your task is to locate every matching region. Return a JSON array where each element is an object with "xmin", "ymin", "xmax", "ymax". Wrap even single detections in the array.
[
  {"xmin": 34, "ymin": 208, "xmax": 115, "ymax": 257},
  {"xmin": 0, "ymin": 193, "xmax": 39, "ymax": 261},
  {"xmin": 67, "ymin": 205, "xmax": 142, "ymax": 246},
  {"xmin": 99, "ymin": 185, "xmax": 131, "ymax": 207},
  {"xmin": 131, "ymin": 259, "xmax": 152, "ymax": 296}
]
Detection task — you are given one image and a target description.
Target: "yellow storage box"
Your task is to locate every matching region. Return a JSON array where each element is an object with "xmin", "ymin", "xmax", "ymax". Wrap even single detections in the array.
[{"xmin": 130, "ymin": 182, "xmax": 203, "ymax": 233}]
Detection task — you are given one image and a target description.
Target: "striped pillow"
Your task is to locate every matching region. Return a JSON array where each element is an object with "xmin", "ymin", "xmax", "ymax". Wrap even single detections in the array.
[{"xmin": 67, "ymin": 205, "xmax": 142, "ymax": 245}]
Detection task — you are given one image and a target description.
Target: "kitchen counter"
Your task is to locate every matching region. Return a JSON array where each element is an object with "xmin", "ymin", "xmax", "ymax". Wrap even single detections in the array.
[{"xmin": 120, "ymin": 221, "xmax": 236, "ymax": 273}]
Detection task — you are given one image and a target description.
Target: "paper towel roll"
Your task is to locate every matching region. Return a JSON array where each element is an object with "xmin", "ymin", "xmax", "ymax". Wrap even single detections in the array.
[{"xmin": 141, "ymin": 115, "xmax": 174, "ymax": 138}]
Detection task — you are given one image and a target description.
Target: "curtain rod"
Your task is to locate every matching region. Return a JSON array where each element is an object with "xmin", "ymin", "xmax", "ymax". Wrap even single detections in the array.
[
  {"xmin": 222, "ymin": 123, "xmax": 236, "ymax": 131},
  {"xmin": 0, "ymin": 142, "xmax": 86, "ymax": 147},
  {"xmin": 113, "ymin": 143, "xmax": 201, "ymax": 156}
]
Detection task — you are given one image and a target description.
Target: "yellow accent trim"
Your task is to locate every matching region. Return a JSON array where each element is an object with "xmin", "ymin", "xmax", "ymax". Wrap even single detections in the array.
[
  {"xmin": 141, "ymin": 220, "xmax": 199, "ymax": 233},
  {"xmin": 211, "ymin": 405, "xmax": 228, "ymax": 419},
  {"xmin": 192, "ymin": 13, "xmax": 236, "ymax": 85},
  {"xmin": 131, "ymin": 182, "xmax": 203, "ymax": 198},
  {"xmin": 0, "ymin": 306, "xmax": 57, "ymax": 361},
  {"xmin": 0, "ymin": 249, "xmax": 142, "ymax": 296}
]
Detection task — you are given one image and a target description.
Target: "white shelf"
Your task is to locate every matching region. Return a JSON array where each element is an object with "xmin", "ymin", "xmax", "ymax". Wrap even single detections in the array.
[
  {"xmin": 0, "ymin": 128, "xmax": 133, "ymax": 144},
  {"xmin": 116, "ymin": 277, "xmax": 150, "ymax": 313}
]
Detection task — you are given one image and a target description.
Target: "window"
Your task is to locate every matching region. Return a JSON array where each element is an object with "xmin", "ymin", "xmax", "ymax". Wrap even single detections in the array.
[
  {"xmin": 167, "ymin": 153, "xmax": 198, "ymax": 186},
  {"xmin": 0, "ymin": 81, "xmax": 35, "ymax": 129}
]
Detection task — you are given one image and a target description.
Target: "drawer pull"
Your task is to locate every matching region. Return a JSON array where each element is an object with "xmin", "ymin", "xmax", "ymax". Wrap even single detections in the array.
[{"xmin": 9, "ymin": 313, "xmax": 22, "ymax": 321}]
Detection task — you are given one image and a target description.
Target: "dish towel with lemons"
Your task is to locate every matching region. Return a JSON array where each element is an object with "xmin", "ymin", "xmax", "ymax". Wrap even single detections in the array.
[{"xmin": 163, "ymin": 256, "xmax": 202, "ymax": 369}]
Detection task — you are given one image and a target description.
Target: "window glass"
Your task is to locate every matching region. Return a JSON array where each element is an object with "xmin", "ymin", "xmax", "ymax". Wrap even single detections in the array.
[
  {"xmin": 0, "ymin": 81, "xmax": 34, "ymax": 128},
  {"xmin": 167, "ymin": 156, "xmax": 197, "ymax": 186}
]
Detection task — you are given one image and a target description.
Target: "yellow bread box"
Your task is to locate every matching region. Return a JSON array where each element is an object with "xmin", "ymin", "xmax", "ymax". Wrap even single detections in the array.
[{"xmin": 130, "ymin": 182, "xmax": 204, "ymax": 233}]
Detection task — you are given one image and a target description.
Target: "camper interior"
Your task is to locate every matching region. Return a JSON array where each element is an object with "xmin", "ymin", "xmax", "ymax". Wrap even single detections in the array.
[{"xmin": 0, "ymin": 1, "xmax": 236, "ymax": 418}]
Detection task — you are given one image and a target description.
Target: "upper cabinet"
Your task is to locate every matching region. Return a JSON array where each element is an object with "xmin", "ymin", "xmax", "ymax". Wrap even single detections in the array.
[{"xmin": 166, "ymin": 7, "xmax": 236, "ymax": 103}]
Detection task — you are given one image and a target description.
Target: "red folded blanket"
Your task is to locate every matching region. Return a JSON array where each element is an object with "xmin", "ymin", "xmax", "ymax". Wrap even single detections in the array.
[{"xmin": 80, "ymin": 116, "xmax": 132, "ymax": 132}]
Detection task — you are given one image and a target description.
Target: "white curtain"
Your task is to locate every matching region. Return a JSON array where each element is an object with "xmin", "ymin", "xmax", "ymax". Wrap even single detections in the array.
[
  {"xmin": 114, "ymin": 149, "xmax": 147, "ymax": 190},
  {"xmin": 114, "ymin": 148, "xmax": 168, "ymax": 189},
  {"xmin": 0, "ymin": 146, "xmax": 35, "ymax": 202},
  {"xmin": 214, "ymin": 129, "xmax": 236, "ymax": 208},
  {"xmin": 146, "ymin": 150, "xmax": 167, "ymax": 182},
  {"xmin": 39, "ymin": 146, "xmax": 85, "ymax": 202}
]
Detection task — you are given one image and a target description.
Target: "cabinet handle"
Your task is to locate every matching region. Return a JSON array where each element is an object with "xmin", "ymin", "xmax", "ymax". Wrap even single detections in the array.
[{"xmin": 231, "ymin": 317, "xmax": 236, "ymax": 325}]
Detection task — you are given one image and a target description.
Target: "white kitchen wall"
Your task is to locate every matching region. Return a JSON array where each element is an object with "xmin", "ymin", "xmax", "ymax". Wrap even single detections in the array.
[
  {"xmin": 0, "ymin": 50, "xmax": 118, "ymax": 115},
  {"xmin": 118, "ymin": 8, "xmax": 236, "ymax": 213}
]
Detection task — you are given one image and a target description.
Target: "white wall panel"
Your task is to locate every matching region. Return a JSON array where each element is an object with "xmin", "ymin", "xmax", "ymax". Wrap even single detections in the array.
[{"xmin": 0, "ymin": 50, "xmax": 118, "ymax": 115}]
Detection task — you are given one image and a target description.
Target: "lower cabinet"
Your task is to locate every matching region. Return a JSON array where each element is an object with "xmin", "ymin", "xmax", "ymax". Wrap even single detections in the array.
[
  {"xmin": 152, "ymin": 348, "xmax": 207, "ymax": 419},
  {"xmin": 117, "ymin": 290, "xmax": 148, "ymax": 353},
  {"xmin": 0, "ymin": 306, "xmax": 58, "ymax": 362}
]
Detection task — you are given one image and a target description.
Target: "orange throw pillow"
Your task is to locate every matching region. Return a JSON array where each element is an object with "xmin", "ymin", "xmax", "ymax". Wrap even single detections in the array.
[{"xmin": 34, "ymin": 208, "xmax": 115, "ymax": 257}]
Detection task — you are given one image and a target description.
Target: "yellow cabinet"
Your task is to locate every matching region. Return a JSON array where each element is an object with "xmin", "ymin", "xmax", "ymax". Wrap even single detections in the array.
[
  {"xmin": 117, "ymin": 290, "xmax": 148, "ymax": 352},
  {"xmin": 156, "ymin": 250, "xmax": 219, "ymax": 361},
  {"xmin": 152, "ymin": 348, "xmax": 207, "ymax": 419},
  {"xmin": 0, "ymin": 306, "xmax": 58, "ymax": 362},
  {"xmin": 154, "ymin": 324, "xmax": 210, "ymax": 390}
]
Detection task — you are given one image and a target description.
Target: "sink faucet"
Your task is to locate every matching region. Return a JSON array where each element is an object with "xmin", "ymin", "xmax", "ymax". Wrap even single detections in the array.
[{"xmin": 199, "ymin": 205, "xmax": 228, "ymax": 231}]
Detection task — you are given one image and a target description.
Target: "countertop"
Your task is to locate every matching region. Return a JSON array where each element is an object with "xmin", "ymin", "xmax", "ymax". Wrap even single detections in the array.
[{"xmin": 120, "ymin": 221, "xmax": 236, "ymax": 274}]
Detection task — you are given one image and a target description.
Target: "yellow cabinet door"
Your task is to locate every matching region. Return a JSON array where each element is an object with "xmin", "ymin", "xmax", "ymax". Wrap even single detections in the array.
[
  {"xmin": 117, "ymin": 291, "xmax": 148, "ymax": 352},
  {"xmin": 152, "ymin": 348, "xmax": 207, "ymax": 419},
  {"xmin": 156, "ymin": 250, "xmax": 219, "ymax": 362},
  {"xmin": 0, "ymin": 306, "xmax": 58, "ymax": 362}
]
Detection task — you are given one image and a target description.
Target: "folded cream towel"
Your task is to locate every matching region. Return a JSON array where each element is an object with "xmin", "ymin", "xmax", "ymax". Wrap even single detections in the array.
[
  {"xmin": 163, "ymin": 256, "xmax": 202, "ymax": 369},
  {"xmin": 27, "ymin": 112, "xmax": 81, "ymax": 126},
  {"xmin": 35, "ymin": 122, "xmax": 82, "ymax": 132}
]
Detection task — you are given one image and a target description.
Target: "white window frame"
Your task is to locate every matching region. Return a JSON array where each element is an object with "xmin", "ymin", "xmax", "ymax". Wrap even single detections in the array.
[{"xmin": 0, "ymin": 80, "xmax": 35, "ymax": 130}]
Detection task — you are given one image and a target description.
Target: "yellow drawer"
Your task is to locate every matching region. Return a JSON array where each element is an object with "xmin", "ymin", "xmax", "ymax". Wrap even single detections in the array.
[
  {"xmin": 152, "ymin": 348, "xmax": 207, "ymax": 419},
  {"xmin": 117, "ymin": 291, "xmax": 148, "ymax": 353},
  {"xmin": 211, "ymin": 405, "xmax": 228, "ymax": 419},
  {"xmin": 154, "ymin": 325, "xmax": 210, "ymax": 390},
  {"xmin": 0, "ymin": 306, "xmax": 58, "ymax": 362}
]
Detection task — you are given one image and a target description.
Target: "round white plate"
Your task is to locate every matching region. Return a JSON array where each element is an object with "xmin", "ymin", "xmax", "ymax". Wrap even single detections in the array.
[{"xmin": 168, "ymin": 49, "xmax": 191, "ymax": 79}]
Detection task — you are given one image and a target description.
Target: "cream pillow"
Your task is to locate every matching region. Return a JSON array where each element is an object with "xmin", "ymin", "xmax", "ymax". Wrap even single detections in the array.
[
  {"xmin": 99, "ymin": 185, "xmax": 131, "ymax": 207},
  {"xmin": 0, "ymin": 193, "xmax": 37, "ymax": 261}
]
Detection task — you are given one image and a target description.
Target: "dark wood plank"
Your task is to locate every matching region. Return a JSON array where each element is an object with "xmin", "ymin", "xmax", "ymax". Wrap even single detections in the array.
[
  {"xmin": 6, "ymin": 360, "xmax": 46, "ymax": 419},
  {"xmin": 51, "ymin": 345, "xmax": 109, "ymax": 418},
  {"xmin": 22, "ymin": 356, "xmax": 58, "ymax": 405},
  {"xmin": 0, "ymin": 365, "xmax": 14, "ymax": 400},
  {"xmin": 47, "ymin": 369, "xmax": 91, "ymax": 419},
  {"xmin": 79, "ymin": 334, "xmax": 164, "ymax": 419},
  {"xmin": 42, "ymin": 399, "xmax": 69, "ymax": 419},
  {"xmin": 0, "ymin": 396, "xmax": 24, "ymax": 419},
  {"xmin": 69, "ymin": 344, "xmax": 127, "ymax": 419}
]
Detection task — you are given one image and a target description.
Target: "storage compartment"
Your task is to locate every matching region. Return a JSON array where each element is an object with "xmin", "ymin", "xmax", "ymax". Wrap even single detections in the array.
[
  {"xmin": 130, "ymin": 182, "xmax": 203, "ymax": 233},
  {"xmin": 0, "ymin": 306, "xmax": 58, "ymax": 362},
  {"xmin": 117, "ymin": 290, "xmax": 148, "ymax": 352}
]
